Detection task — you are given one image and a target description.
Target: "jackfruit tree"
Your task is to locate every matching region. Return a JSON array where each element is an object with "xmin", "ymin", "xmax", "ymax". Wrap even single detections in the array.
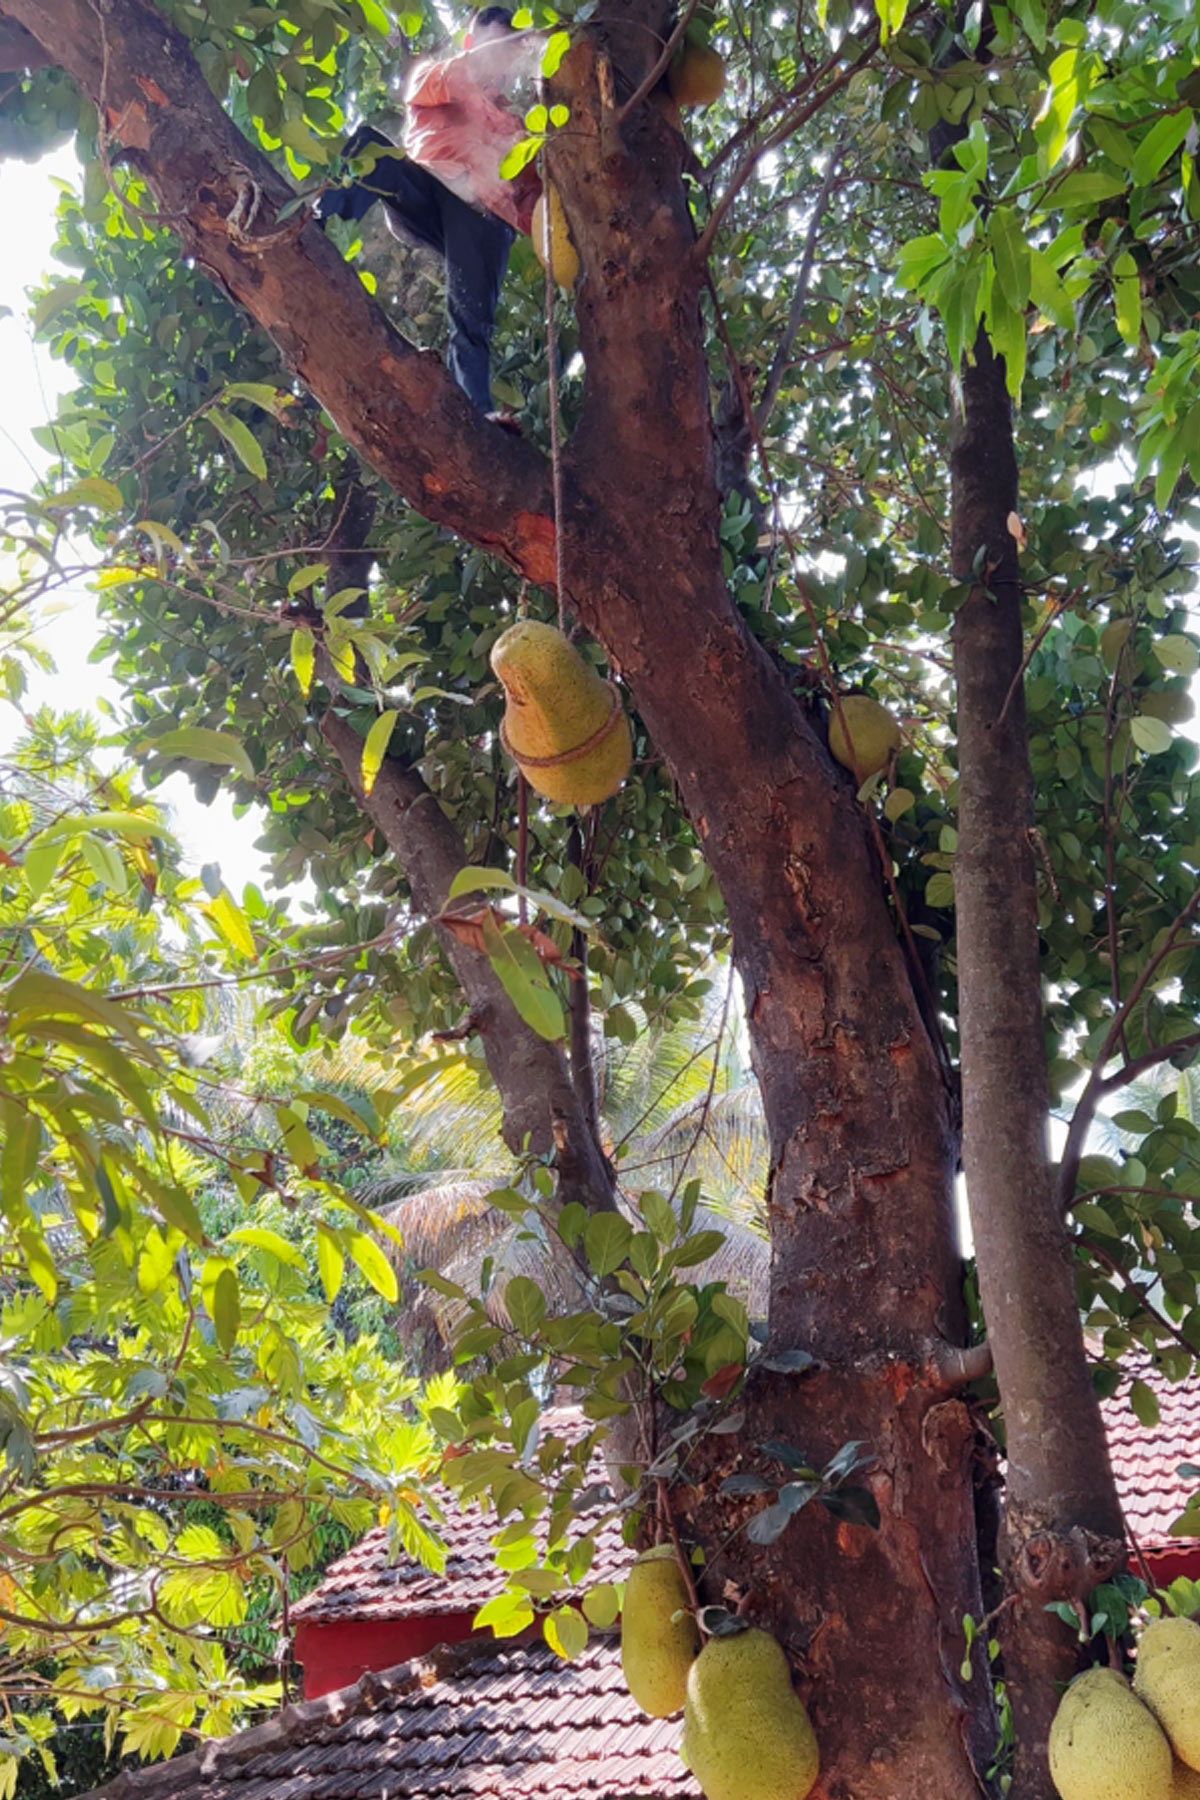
[{"xmin": 4, "ymin": 0, "xmax": 1200, "ymax": 1797}]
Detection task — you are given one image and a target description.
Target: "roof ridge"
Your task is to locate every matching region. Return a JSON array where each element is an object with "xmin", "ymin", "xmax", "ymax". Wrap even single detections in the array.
[{"xmin": 82, "ymin": 1635, "xmax": 507, "ymax": 1800}]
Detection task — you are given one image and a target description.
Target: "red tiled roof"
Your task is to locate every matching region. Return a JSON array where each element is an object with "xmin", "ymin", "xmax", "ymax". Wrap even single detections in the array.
[
  {"xmin": 78, "ymin": 1638, "xmax": 699, "ymax": 1800},
  {"xmin": 1102, "ymin": 1360, "xmax": 1200, "ymax": 1548},
  {"xmin": 293, "ymin": 1405, "xmax": 628, "ymax": 1625}
]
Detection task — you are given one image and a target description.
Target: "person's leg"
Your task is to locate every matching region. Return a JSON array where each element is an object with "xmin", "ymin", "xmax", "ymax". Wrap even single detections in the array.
[
  {"xmin": 439, "ymin": 188, "xmax": 515, "ymax": 414},
  {"xmin": 315, "ymin": 127, "xmax": 445, "ymax": 258}
]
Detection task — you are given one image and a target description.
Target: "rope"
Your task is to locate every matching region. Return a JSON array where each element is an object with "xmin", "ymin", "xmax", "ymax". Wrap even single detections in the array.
[
  {"xmin": 499, "ymin": 680, "xmax": 624, "ymax": 768},
  {"xmin": 539, "ymin": 150, "xmax": 568, "ymax": 630}
]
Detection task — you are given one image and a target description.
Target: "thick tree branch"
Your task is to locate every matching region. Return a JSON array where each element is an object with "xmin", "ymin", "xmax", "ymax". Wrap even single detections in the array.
[
  {"xmin": 0, "ymin": 15, "xmax": 48, "ymax": 69},
  {"xmin": 320, "ymin": 707, "xmax": 615, "ymax": 1212},
  {"xmin": 1, "ymin": 0, "xmax": 559, "ymax": 584}
]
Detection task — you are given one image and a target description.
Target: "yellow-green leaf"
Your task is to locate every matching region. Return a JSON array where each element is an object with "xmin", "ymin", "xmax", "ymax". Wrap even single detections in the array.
[
  {"xmin": 346, "ymin": 1229, "xmax": 398, "ymax": 1301},
  {"xmin": 148, "ymin": 727, "xmax": 255, "ymax": 781},
  {"xmin": 362, "ymin": 710, "xmax": 399, "ymax": 797},
  {"xmin": 207, "ymin": 406, "xmax": 267, "ymax": 480}
]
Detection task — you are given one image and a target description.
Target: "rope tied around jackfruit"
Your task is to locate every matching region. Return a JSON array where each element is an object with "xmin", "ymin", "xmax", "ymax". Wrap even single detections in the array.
[{"xmin": 499, "ymin": 680, "xmax": 624, "ymax": 770}]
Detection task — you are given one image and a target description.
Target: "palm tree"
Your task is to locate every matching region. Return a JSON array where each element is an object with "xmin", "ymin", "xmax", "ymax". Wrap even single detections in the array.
[{"xmin": 343, "ymin": 969, "xmax": 772, "ymax": 1357}]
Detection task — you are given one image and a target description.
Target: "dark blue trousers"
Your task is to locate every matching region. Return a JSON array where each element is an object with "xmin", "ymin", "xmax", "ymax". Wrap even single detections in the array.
[{"xmin": 315, "ymin": 125, "xmax": 514, "ymax": 414}]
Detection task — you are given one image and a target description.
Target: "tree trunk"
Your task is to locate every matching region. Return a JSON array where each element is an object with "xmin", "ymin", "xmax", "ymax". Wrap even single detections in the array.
[
  {"xmin": 950, "ymin": 335, "xmax": 1125, "ymax": 1800},
  {"xmin": 12, "ymin": 2, "xmax": 1005, "ymax": 1789}
]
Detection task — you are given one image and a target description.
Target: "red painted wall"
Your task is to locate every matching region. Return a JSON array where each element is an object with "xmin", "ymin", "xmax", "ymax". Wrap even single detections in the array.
[
  {"xmin": 1146, "ymin": 1546, "xmax": 1200, "ymax": 1590},
  {"xmin": 296, "ymin": 1611, "xmax": 481, "ymax": 1699}
]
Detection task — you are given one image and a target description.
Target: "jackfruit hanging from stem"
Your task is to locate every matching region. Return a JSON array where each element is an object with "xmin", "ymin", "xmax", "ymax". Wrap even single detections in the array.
[
  {"xmin": 1048, "ymin": 1666, "xmax": 1174, "ymax": 1800},
  {"xmin": 680, "ymin": 1626, "xmax": 818, "ymax": 1800},
  {"xmin": 620, "ymin": 1544, "xmax": 699, "ymax": 1718},
  {"xmin": 491, "ymin": 620, "xmax": 632, "ymax": 807}
]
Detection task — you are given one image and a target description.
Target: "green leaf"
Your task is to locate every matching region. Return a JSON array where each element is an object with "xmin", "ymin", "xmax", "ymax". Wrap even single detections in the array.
[
  {"xmin": 481, "ymin": 911, "xmax": 565, "ymax": 1042},
  {"xmin": 504, "ymin": 1275, "xmax": 546, "ymax": 1336},
  {"xmin": 18, "ymin": 1229, "xmax": 57, "ymax": 1304},
  {"xmin": 1154, "ymin": 636, "xmax": 1199, "ymax": 677},
  {"xmin": 347, "ymin": 1229, "xmax": 399, "ymax": 1301},
  {"xmin": 583, "ymin": 1212, "xmax": 632, "ymax": 1278},
  {"xmin": 291, "ymin": 628, "xmax": 316, "ymax": 697},
  {"xmin": 1131, "ymin": 110, "xmax": 1193, "ymax": 189},
  {"xmin": 499, "ymin": 136, "xmax": 543, "ymax": 180},
  {"xmin": 147, "ymin": 727, "xmax": 255, "ymax": 781},
  {"xmin": 582, "ymin": 1583, "xmax": 620, "ymax": 1627},
  {"xmin": 315, "ymin": 1223, "xmax": 346, "ymax": 1302},
  {"xmin": 544, "ymin": 1604, "xmax": 589, "ymax": 1659},
  {"xmin": 448, "ymin": 865, "xmax": 518, "ymax": 899},
  {"xmin": 207, "ymin": 407, "xmax": 267, "ymax": 481},
  {"xmin": 228, "ymin": 1226, "xmax": 306, "ymax": 1270},
  {"xmin": 220, "ymin": 381, "xmax": 293, "ymax": 421},
  {"xmin": 212, "ymin": 1267, "xmax": 241, "ymax": 1353},
  {"xmin": 1112, "ymin": 250, "xmax": 1141, "ymax": 348},
  {"xmin": 1052, "ymin": 169, "xmax": 1126, "ymax": 209},
  {"xmin": 1130, "ymin": 1378, "xmax": 1160, "ymax": 1429},
  {"xmin": 204, "ymin": 889, "xmax": 257, "ymax": 959},
  {"xmin": 1130, "ymin": 714, "xmax": 1172, "ymax": 756},
  {"xmin": 989, "ymin": 209, "xmax": 1030, "ymax": 312},
  {"xmin": 361, "ymin": 711, "xmax": 399, "ymax": 797},
  {"xmin": 541, "ymin": 30, "xmax": 570, "ymax": 77}
]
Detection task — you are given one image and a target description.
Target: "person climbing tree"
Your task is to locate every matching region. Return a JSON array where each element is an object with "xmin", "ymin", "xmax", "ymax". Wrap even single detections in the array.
[{"xmin": 314, "ymin": 6, "xmax": 544, "ymax": 425}]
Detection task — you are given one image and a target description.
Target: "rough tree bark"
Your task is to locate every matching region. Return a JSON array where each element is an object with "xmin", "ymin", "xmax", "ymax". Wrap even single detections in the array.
[
  {"xmin": 950, "ymin": 335, "xmax": 1125, "ymax": 1800},
  {"xmin": 4, "ymin": 1, "xmax": 1101, "ymax": 1792}
]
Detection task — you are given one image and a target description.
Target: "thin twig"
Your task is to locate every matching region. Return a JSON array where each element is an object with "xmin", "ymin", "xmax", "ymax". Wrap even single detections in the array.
[
  {"xmin": 1058, "ymin": 884, "xmax": 1200, "ymax": 1208},
  {"xmin": 993, "ymin": 590, "xmax": 1074, "ymax": 731},
  {"xmin": 754, "ymin": 137, "xmax": 844, "ymax": 432},
  {"xmin": 695, "ymin": 47, "xmax": 874, "ymax": 262}
]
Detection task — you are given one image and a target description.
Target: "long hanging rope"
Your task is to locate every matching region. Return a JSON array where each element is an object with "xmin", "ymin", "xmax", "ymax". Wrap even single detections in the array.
[{"xmin": 539, "ymin": 151, "xmax": 568, "ymax": 631}]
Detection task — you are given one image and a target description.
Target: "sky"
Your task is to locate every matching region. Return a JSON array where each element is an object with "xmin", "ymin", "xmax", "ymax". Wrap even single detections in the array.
[{"xmin": 0, "ymin": 146, "xmax": 275, "ymax": 899}]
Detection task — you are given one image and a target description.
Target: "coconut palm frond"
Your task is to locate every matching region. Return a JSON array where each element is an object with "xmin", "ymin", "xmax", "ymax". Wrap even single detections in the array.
[{"xmin": 379, "ymin": 1175, "xmax": 508, "ymax": 1268}]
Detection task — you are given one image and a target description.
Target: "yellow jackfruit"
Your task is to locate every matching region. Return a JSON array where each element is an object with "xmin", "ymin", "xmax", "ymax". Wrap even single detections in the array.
[
  {"xmin": 681, "ymin": 1627, "xmax": 818, "ymax": 1800},
  {"xmin": 1138, "ymin": 1619, "xmax": 1200, "ymax": 1668},
  {"xmin": 531, "ymin": 185, "xmax": 579, "ymax": 289},
  {"xmin": 1173, "ymin": 1759, "xmax": 1200, "ymax": 1799},
  {"xmin": 1135, "ymin": 1624, "xmax": 1200, "ymax": 1770},
  {"xmin": 827, "ymin": 694, "xmax": 902, "ymax": 781},
  {"xmin": 490, "ymin": 620, "xmax": 632, "ymax": 807},
  {"xmin": 667, "ymin": 44, "xmax": 726, "ymax": 107},
  {"xmin": 620, "ymin": 1544, "xmax": 698, "ymax": 1718},
  {"xmin": 1048, "ymin": 1666, "xmax": 1173, "ymax": 1800}
]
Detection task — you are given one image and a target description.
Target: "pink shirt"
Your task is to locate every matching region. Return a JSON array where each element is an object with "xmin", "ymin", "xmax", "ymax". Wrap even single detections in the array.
[{"xmin": 402, "ymin": 33, "xmax": 545, "ymax": 235}]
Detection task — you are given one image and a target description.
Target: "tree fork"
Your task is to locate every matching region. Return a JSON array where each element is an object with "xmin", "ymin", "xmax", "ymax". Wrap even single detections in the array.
[{"xmin": 950, "ymin": 331, "xmax": 1125, "ymax": 1800}]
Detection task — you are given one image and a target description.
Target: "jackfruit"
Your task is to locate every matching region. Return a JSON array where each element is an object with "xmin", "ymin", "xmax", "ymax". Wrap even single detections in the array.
[
  {"xmin": 1173, "ymin": 1759, "xmax": 1200, "ymax": 1799},
  {"xmin": 1048, "ymin": 1666, "xmax": 1173, "ymax": 1800},
  {"xmin": 1138, "ymin": 1619, "xmax": 1200, "ymax": 1668},
  {"xmin": 1135, "ymin": 1623, "xmax": 1200, "ymax": 1770},
  {"xmin": 490, "ymin": 620, "xmax": 632, "ymax": 806},
  {"xmin": 531, "ymin": 185, "xmax": 579, "ymax": 289},
  {"xmin": 827, "ymin": 694, "xmax": 901, "ymax": 781},
  {"xmin": 667, "ymin": 43, "xmax": 726, "ymax": 107},
  {"xmin": 681, "ymin": 1626, "xmax": 818, "ymax": 1800},
  {"xmin": 620, "ymin": 1544, "xmax": 698, "ymax": 1718}
]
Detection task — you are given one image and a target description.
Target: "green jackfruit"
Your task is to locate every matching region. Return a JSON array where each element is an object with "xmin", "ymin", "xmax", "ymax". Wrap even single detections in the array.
[
  {"xmin": 681, "ymin": 1627, "xmax": 818, "ymax": 1800},
  {"xmin": 1048, "ymin": 1667, "xmax": 1173, "ymax": 1800},
  {"xmin": 827, "ymin": 694, "xmax": 901, "ymax": 781},
  {"xmin": 1135, "ymin": 1625, "xmax": 1200, "ymax": 1770},
  {"xmin": 490, "ymin": 620, "xmax": 632, "ymax": 807},
  {"xmin": 620, "ymin": 1544, "xmax": 698, "ymax": 1718}
]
